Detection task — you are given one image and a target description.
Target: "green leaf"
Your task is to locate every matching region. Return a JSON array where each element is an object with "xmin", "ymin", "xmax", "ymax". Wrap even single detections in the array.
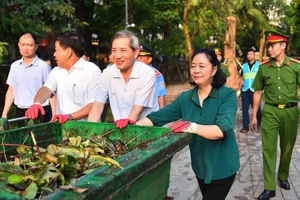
[
  {"xmin": 23, "ymin": 182, "xmax": 38, "ymax": 199},
  {"xmin": 7, "ymin": 174, "xmax": 23, "ymax": 184},
  {"xmin": 0, "ymin": 163, "xmax": 24, "ymax": 174}
]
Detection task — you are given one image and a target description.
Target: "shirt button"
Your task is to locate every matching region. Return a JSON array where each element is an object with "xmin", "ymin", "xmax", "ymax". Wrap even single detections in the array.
[
  {"xmin": 278, "ymin": 87, "xmax": 280, "ymax": 89},
  {"xmin": 279, "ymin": 96, "xmax": 281, "ymax": 98},
  {"xmin": 278, "ymin": 68, "xmax": 280, "ymax": 70},
  {"xmin": 278, "ymin": 77, "xmax": 280, "ymax": 80}
]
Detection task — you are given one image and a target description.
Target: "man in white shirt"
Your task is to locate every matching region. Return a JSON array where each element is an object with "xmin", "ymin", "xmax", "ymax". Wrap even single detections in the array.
[
  {"xmin": 2, "ymin": 32, "xmax": 52, "ymax": 125},
  {"xmin": 25, "ymin": 31, "xmax": 101, "ymax": 124},
  {"xmin": 88, "ymin": 30, "xmax": 158, "ymax": 129}
]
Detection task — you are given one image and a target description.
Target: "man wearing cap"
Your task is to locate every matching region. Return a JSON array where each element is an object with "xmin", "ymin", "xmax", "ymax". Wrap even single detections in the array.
[
  {"xmin": 137, "ymin": 44, "xmax": 166, "ymax": 108},
  {"xmin": 251, "ymin": 30, "xmax": 300, "ymax": 200},
  {"xmin": 237, "ymin": 47, "xmax": 262, "ymax": 133},
  {"xmin": 214, "ymin": 48, "xmax": 231, "ymax": 86}
]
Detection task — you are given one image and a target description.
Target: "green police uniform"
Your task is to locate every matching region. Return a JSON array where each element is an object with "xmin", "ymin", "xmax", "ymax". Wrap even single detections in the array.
[
  {"xmin": 252, "ymin": 56, "xmax": 300, "ymax": 190},
  {"xmin": 221, "ymin": 63, "xmax": 231, "ymax": 78},
  {"xmin": 147, "ymin": 86, "xmax": 240, "ymax": 184}
]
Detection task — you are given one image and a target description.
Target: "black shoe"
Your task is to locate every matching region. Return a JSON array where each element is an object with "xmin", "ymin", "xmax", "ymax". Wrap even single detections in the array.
[
  {"xmin": 278, "ymin": 179, "xmax": 290, "ymax": 190},
  {"xmin": 257, "ymin": 190, "xmax": 275, "ymax": 200}
]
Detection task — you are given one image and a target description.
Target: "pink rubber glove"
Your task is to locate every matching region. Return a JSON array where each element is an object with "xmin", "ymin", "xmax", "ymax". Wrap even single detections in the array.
[
  {"xmin": 115, "ymin": 119, "xmax": 135, "ymax": 129},
  {"xmin": 51, "ymin": 114, "xmax": 69, "ymax": 124},
  {"xmin": 170, "ymin": 121, "xmax": 198, "ymax": 134},
  {"xmin": 25, "ymin": 104, "xmax": 45, "ymax": 119}
]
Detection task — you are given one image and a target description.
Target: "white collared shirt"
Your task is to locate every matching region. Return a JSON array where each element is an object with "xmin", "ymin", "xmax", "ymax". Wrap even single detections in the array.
[
  {"xmin": 7, "ymin": 56, "xmax": 51, "ymax": 108},
  {"xmin": 44, "ymin": 58, "xmax": 101, "ymax": 115},
  {"xmin": 96, "ymin": 60, "xmax": 159, "ymax": 121}
]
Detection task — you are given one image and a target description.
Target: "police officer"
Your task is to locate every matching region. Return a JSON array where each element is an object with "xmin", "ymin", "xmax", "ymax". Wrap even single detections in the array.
[
  {"xmin": 214, "ymin": 48, "xmax": 231, "ymax": 86},
  {"xmin": 251, "ymin": 30, "xmax": 300, "ymax": 200},
  {"xmin": 238, "ymin": 47, "xmax": 262, "ymax": 133},
  {"xmin": 137, "ymin": 44, "xmax": 167, "ymax": 108}
]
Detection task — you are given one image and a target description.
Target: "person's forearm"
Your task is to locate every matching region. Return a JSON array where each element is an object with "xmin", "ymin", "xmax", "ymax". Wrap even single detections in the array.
[
  {"xmin": 195, "ymin": 124, "xmax": 224, "ymax": 140},
  {"xmin": 128, "ymin": 105, "xmax": 143, "ymax": 121},
  {"xmin": 252, "ymin": 90, "xmax": 263, "ymax": 118},
  {"xmin": 2, "ymin": 86, "xmax": 14, "ymax": 118},
  {"xmin": 238, "ymin": 79, "xmax": 244, "ymax": 91},
  {"xmin": 33, "ymin": 86, "xmax": 53, "ymax": 104},
  {"xmin": 136, "ymin": 117, "xmax": 154, "ymax": 126},
  {"xmin": 49, "ymin": 95, "xmax": 56, "ymax": 116},
  {"xmin": 158, "ymin": 96, "xmax": 166, "ymax": 109},
  {"xmin": 70, "ymin": 103, "xmax": 92, "ymax": 120},
  {"xmin": 88, "ymin": 102, "xmax": 104, "ymax": 122}
]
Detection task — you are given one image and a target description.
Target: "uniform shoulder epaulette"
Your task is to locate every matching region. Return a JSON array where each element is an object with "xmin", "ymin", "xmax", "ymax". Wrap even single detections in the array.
[
  {"xmin": 290, "ymin": 58, "xmax": 300, "ymax": 64},
  {"xmin": 154, "ymin": 69, "xmax": 162, "ymax": 77},
  {"xmin": 260, "ymin": 60, "xmax": 270, "ymax": 66}
]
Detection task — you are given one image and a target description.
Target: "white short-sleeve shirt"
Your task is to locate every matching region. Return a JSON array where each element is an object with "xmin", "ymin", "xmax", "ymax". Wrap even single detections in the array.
[
  {"xmin": 96, "ymin": 60, "xmax": 159, "ymax": 121},
  {"xmin": 44, "ymin": 58, "xmax": 101, "ymax": 115},
  {"xmin": 6, "ymin": 56, "xmax": 51, "ymax": 108}
]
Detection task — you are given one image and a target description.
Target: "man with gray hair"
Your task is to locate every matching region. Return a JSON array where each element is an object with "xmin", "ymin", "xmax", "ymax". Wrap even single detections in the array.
[{"xmin": 88, "ymin": 30, "xmax": 158, "ymax": 129}]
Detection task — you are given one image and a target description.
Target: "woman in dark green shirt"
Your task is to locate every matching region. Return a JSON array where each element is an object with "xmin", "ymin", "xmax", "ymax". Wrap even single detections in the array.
[{"xmin": 136, "ymin": 49, "xmax": 240, "ymax": 200}]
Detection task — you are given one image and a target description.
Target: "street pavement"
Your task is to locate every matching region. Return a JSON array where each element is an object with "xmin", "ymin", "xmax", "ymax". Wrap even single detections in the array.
[{"xmin": 167, "ymin": 98, "xmax": 300, "ymax": 200}]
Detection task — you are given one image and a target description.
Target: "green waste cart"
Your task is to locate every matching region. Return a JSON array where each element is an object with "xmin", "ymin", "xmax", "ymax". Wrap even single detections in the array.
[{"xmin": 0, "ymin": 121, "xmax": 192, "ymax": 200}]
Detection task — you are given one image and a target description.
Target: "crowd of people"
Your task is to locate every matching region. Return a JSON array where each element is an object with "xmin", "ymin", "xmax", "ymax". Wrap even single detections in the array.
[{"xmin": 1, "ymin": 29, "xmax": 300, "ymax": 200}]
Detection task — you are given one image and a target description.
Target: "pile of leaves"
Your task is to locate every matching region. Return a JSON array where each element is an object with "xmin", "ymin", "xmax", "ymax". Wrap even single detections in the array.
[{"xmin": 0, "ymin": 134, "xmax": 126, "ymax": 199}]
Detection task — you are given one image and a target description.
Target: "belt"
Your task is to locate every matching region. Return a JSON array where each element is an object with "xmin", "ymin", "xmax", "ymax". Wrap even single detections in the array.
[{"xmin": 266, "ymin": 102, "xmax": 298, "ymax": 109}]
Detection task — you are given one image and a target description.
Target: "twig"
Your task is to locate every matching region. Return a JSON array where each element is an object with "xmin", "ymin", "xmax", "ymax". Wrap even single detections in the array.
[
  {"xmin": 100, "ymin": 129, "xmax": 116, "ymax": 137},
  {"xmin": 0, "ymin": 144, "xmax": 31, "ymax": 148},
  {"xmin": 1, "ymin": 134, "xmax": 7, "ymax": 162},
  {"xmin": 22, "ymin": 134, "xmax": 29, "ymax": 146},
  {"xmin": 31, "ymin": 131, "xmax": 41, "ymax": 157},
  {"xmin": 124, "ymin": 127, "xmax": 154, "ymax": 149},
  {"xmin": 128, "ymin": 122, "xmax": 191, "ymax": 150}
]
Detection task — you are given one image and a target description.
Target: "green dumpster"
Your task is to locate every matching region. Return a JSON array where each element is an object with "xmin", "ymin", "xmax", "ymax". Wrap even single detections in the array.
[{"xmin": 0, "ymin": 121, "xmax": 192, "ymax": 200}]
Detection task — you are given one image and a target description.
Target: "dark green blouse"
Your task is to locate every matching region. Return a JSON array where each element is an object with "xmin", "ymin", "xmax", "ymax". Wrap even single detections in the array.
[{"xmin": 147, "ymin": 86, "xmax": 240, "ymax": 184}]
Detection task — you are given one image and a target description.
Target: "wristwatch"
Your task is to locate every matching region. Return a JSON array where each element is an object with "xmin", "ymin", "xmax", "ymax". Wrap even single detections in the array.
[{"xmin": 67, "ymin": 114, "xmax": 74, "ymax": 120}]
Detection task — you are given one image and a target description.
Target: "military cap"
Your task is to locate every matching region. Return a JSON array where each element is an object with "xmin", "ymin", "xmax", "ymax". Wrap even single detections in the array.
[
  {"xmin": 265, "ymin": 30, "xmax": 289, "ymax": 44},
  {"xmin": 139, "ymin": 44, "xmax": 155, "ymax": 57},
  {"xmin": 214, "ymin": 48, "xmax": 222, "ymax": 55}
]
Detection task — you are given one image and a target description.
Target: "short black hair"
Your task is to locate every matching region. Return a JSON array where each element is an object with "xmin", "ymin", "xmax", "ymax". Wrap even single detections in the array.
[
  {"xmin": 56, "ymin": 31, "xmax": 85, "ymax": 58},
  {"xmin": 189, "ymin": 48, "xmax": 226, "ymax": 88},
  {"xmin": 247, "ymin": 46, "xmax": 256, "ymax": 53},
  {"xmin": 20, "ymin": 32, "xmax": 38, "ymax": 44}
]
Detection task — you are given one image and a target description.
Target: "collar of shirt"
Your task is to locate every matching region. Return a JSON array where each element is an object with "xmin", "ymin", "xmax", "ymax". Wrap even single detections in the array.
[
  {"xmin": 112, "ymin": 59, "xmax": 140, "ymax": 79},
  {"xmin": 19, "ymin": 55, "xmax": 39, "ymax": 67},
  {"xmin": 58, "ymin": 57, "xmax": 84, "ymax": 73},
  {"xmin": 270, "ymin": 55, "xmax": 290, "ymax": 68},
  {"xmin": 190, "ymin": 86, "xmax": 218, "ymax": 106},
  {"xmin": 247, "ymin": 60, "xmax": 256, "ymax": 69}
]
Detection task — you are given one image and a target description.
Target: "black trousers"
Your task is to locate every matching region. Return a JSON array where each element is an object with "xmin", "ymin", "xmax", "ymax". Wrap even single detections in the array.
[
  {"xmin": 196, "ymin": 173, "xmax": 236, "ymax": 200},
  {"xmin": 15, "ymin": 105, "xmax": 52, "ymax": 127}
]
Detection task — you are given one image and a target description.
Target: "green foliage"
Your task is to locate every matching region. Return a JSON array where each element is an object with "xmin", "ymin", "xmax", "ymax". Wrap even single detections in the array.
[
  {"xmin": 283, "ymin": 0, "xmax": 300, "ymax": 55},
  {"xmin": 0, "ymin": 42, "xmax": 8, "ymax": 64},
  {"xmin": 0, "ymin": 0, "xmax": 84, "ymax": 43}
]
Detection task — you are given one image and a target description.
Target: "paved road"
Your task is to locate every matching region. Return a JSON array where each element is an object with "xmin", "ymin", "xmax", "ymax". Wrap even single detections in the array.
[{"xmin": 168, "ymin": 98, "xmax": 300, "ymax": 200}]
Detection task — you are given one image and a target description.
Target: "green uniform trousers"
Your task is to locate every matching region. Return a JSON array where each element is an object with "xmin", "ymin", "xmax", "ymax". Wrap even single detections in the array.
[{"xmin": 261, "ymin": 103, "xmax": 299, "ymax": 190}]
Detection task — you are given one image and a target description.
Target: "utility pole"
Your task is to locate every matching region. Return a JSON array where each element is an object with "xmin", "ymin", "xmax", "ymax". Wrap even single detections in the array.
[{"xmin": 125, "ymin": 0, "xmax": 128, "ymax": 29}]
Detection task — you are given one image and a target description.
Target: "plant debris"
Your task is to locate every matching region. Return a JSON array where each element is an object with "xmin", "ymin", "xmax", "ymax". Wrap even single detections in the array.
[{"xmin": 0, "ymin": 133, "xmax": 126, "ymax": 199}]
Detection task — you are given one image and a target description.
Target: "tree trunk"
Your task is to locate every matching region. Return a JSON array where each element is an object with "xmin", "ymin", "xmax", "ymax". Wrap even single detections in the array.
[
  {"xmin": 182, "ymin": 0, "xmax": 193, "ymax": 69},
  {"xmin": 224, "ymin": 16, "xmax": 238, "ymax": 91},
  {"xmin": 259, "ymin": 29, "xmax": 266, "ymax": 62}
]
